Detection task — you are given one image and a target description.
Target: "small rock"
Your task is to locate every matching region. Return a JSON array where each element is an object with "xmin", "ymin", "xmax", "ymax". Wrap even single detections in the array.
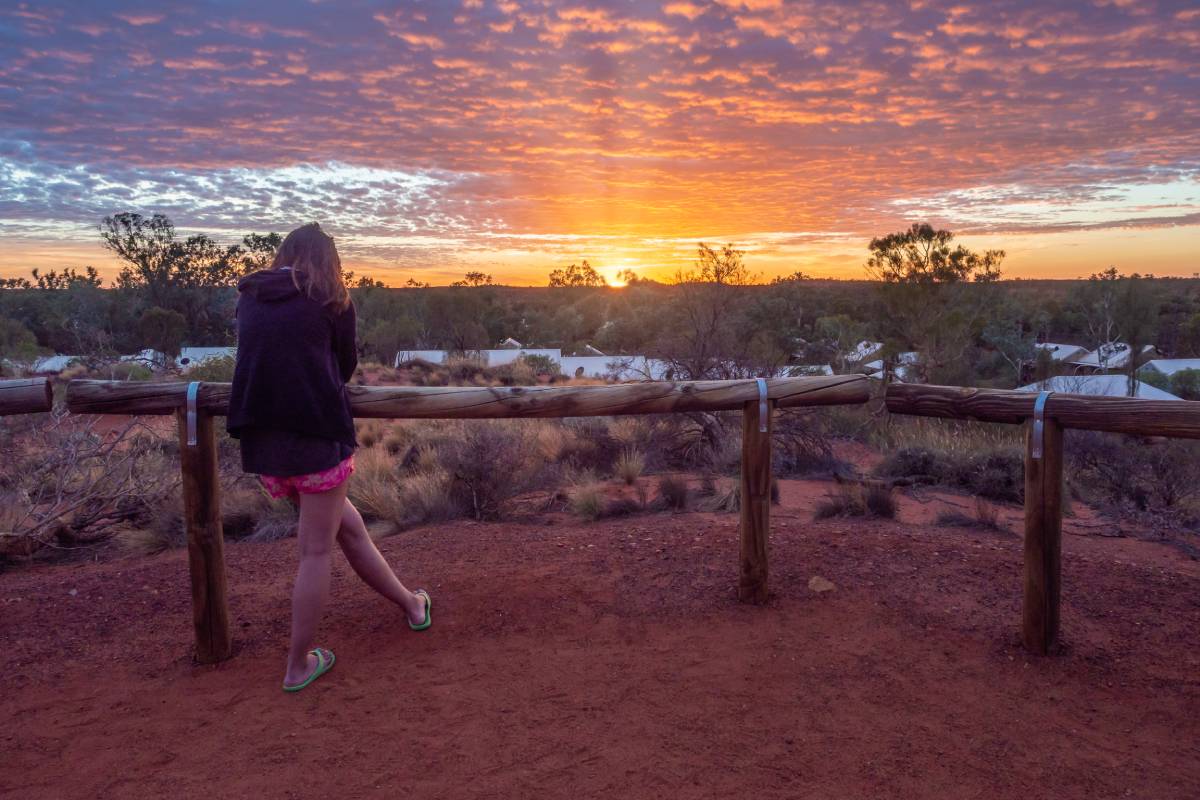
[{"xmin": 808, "ymin": 576, "xmax": 836, "ymax": 593}]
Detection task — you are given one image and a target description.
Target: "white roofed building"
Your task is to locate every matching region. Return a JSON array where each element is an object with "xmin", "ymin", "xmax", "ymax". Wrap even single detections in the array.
[
  {"xmin": 1017, "ymin": 374, "xmax": 1180, "ymax": 400},
  {"xmin": 177, "ymin": 347, "xmax": 236, "ymax": 370},
  {"xmin": 1068, "ymin": 342, "xmax": 1159, "ymax": 372},
  {"xmin": 1139, "ymin": 359, "xmax": 1200, "ymax": 378},
  {"xmin": 1034, "ymin": 342, "xmax": 1088, "ymax": 363}
]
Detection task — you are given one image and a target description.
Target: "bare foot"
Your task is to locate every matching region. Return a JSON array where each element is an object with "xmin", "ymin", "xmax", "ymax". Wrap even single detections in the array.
[
  {"xmin": 407, "ymin": 592, "xmax": 429, "ymax": 626},
  {"xmin": 284, "ymin": 652, "xmax": 318, "ymax": 687}
]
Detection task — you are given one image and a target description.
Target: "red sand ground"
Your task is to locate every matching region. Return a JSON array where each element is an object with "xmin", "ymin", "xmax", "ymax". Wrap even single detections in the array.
[{"xmin": 2, "ymin": 481, "xmax": 1199, "ymax": 800}]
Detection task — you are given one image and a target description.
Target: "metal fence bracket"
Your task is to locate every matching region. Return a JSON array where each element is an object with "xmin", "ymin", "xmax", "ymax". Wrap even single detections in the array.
[
  {"xmin": 1031, "ymin": 390, "xmax": 1052, "ymax": 460},
  {"xmin": 186, "ymin": 381, "xmax": 200, "ymax": 447},
  {"xmin": 756, "ymin": 377, "xmax": 769, "ymax": 433}
]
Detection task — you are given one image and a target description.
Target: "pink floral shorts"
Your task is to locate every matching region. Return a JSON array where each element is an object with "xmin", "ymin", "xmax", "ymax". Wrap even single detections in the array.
[{"xmin": 260, "ymin": 456, "xmax": 355, "ymax": 501}]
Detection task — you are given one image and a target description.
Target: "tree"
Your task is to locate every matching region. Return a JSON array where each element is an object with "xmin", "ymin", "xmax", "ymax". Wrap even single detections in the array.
[
  {"xmin": 866, "ymin": 223, "xmax": 1004, "ymax": 382},
  {"xmin": 0, "ymin": 317, "xmax": 42, "ymax": 363},
  {"xmin": 548, "ymin": 260, "xmax": 607, "ymax": 288},
  {"xmin": 691, "ymin": 243, "xmax": 753, "ymax": 285},
  {"xmin": 814, "ymin": 314, "xmax": 867, "ymax": 372},
  {"xmin": 656, "ymin": 243, "xmax": 763, "ymax": 378},
  {"xmin": 981, "ymin": 300, "xmax": 1037, "ymax": 386},
  {"xmin": 102, "ymin": 213, "xmax": 244, "ymax": 299},
  {"xmin": 452, "ymin": 271, "xmax": 493, "ymax": 287},
  {"xmin": 31, "ymin": 266, "xmax": 103, "ymax": 290},
  {"xmin": 240, "ymin": 233, "xmax": 282, "ymax": 273},
  {"xmin": 772, "ymin": 270, "xmax": 813, "ymax": 284},
  {"xmin": 138, "ymin": 306, "xmax": 187, "ymax": 361},
  {"xmin": 1075, "ymin": 268, "xmax": 1159, "ymax": 395}
]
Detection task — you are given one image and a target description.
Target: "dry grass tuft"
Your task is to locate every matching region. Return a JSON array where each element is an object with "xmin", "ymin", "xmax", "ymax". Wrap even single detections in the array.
[
  {"xmin": 615, "ymin": 448, "xmax": 645, "ymax": 485},
  {"xmin": 815, "ymin": 482, "xmax": 896, "ymax": 520}
]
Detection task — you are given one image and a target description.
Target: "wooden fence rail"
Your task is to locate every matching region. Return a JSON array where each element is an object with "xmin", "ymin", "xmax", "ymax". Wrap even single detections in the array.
[
  {"xmin": 885, "ymin": 382, "xmax": 1200, "ymax": 655},
  {"xmin": 66, "ymin": 375, "xmax": 871, "ymax": 663},
  {"xmin": 0, "ymin": 378, "xmax": 53, "ymax": 416}
]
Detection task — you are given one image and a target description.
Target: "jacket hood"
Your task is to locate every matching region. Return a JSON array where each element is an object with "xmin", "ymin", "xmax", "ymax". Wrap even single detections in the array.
[{"xmin": 238, "ymin": 268, "xmax": 304, "ymax": 303}]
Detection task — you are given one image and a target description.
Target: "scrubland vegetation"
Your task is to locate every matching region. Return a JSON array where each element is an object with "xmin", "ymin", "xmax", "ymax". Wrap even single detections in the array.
[{"xmin": 2, "ymin": 218, "xmax": 1199, "ymax": 565}]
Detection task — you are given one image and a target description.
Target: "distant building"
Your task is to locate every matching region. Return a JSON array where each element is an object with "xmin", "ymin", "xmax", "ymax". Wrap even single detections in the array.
[
  {"xmin": 1033, "ymin": 342, "xmax": 1088, "ymax": 363},
  {"xmin": 394, "ymin": 350, "xmax": 450, "ymax": 367},
  {"xmin": 845, "ymin": 340, "xmax": 883, "ymax": 365},
  {"xmin": 1067, "ymin": 342, "xmax": 1160, "ymax": 372},
  {"xmin": 786, "ymin": 364, "xmax": 834, "ymax": 377},
  {"xmin": 1139, "ymin": 359, "xmax": 1200, "ymax": 378},
  {"xmin": 177, "ymin": 347, "xmax": 236, "ymax": 370},
  {"xmin": 1017, "ymin": 374, "xmax": 1180, "ymax": 400}
]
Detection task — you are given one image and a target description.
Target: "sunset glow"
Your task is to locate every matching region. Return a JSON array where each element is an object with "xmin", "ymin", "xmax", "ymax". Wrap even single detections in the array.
[{"xmin": 1, "ymin": 1, "xmax": 1197, "ymax": 284}]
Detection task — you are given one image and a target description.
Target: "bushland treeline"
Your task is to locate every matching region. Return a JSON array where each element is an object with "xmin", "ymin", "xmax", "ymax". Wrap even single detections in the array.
[{"xmin": 3, "ymin": 215, "xmax": 1200, "ymax": 389}]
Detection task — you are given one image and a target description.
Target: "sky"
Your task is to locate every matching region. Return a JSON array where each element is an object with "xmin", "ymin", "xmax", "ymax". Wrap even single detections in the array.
[{"xmin": 0, "ymin": 0, "xmax": 1197, "ymax": 286}]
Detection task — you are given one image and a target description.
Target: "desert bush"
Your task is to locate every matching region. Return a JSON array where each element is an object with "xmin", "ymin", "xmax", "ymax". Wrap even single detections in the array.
[
  {"xmin": 615, "ymin": 448, "xmax": 645, "ymax": 485},
  {"xmin": 0, "ymin": 412, "xmax": 180, "ymax": 560},
  {"xmin": 569, "ymin": 482, "xmax": 606, "ymax": 521},
  {"xmin": 356, "ymin": 420, "xmax": 386, "ymax": 449},
  {"xmin": 558, "ymin": 418, "xmax": 622, "ymax": 474},
  {"xmin": 701, "ymin": 481, "xmax": 739, "ymax": 512},
  {"xmin": 446, "ymin": 357, "xmax": 488, "ymax": 384},
  {"xmin": 493, "ymin": 359, "xmax": 537, "ymax": 385},
  {"xmin": 772, "ymin": 409, "xmax": 843, "ymax": 475},
  {"xmin": 96, "ymin": 361, "xmax": 154, "ymax": 381},
  {"xmin": 935, "ymin": 497, "xmax": 1005, "ymax": 533},
  {"xmin": 875, "ymin": 444, "xmax": 1023, "ymax": 503},
  {"xmin": 348, "ymin": 447, "xmax": 407, "ymax": 525},
  {"xmin": 656, "ymin": 474, "xmax": 689, "ymax": 511},
  {"xmin": 382, "ymin": 424, "xmax": 415, "ymax": 456},
  {"xmin": 520, "ymin": 353, "xmax": 560, "ymax": 377},
  {"xmin": 127, "ymin": 482, "xmax": 296, "ymax": 554},
  {"xmin": 699, "ymin": 478, "xmax": 780, "ymax": 513},
  {"xmin": 604, "ymin": 497, "xmax": 642, "ymax": 517},
  {"xmin": 815, "ymin": 482, "xmax": 895, "ymax": 520},
  {"xmin": 437, "ymin": 421, "xmax": 549, "ymax": 520},
  {"xmin": 1067, "ymin": 430, "xmax": 1200, "ymax": 523},
  {"xmin": 399, "ymin": 468, "xmax": 459, "ymax": 523},
  {"xmin": 184, "ymin": 355, "xmax": 236, "ymax": 382}
]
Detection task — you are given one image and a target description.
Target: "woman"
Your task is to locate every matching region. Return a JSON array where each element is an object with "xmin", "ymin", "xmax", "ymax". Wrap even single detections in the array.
[{"xmin": 228, "ymin": 222, "xmax": 431, "ymax": 692}]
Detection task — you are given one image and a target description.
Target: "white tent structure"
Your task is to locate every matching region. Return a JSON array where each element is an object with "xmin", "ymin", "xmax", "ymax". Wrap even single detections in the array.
[
  {"xmin": 1139, "ymin": 359, "xmax": 1200, "ymax": 378},
  {"xmin": 394, "ymin": 350, "xmax": 450, "ymax": 367},
  {"xmin": 177, "ymin": 347, "xmax": 236, "ymax": 370},
  {"xmin": 1034, "ymin": 342, "xmax": 1088, "ymax": 363},
  {"xmin": 1068, "ymin": 342, "xmax": 1158, "ymax": 372},
  {"xmin": 1017, "ymin": 374, "xmax": 1181, "ymax": 400}
]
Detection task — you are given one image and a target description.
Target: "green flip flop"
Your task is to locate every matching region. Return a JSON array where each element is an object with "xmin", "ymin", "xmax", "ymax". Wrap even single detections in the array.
[
  {"xmin": 282, "ymin": 647, "xmax": 335, "ymax": 693},
  {"xmin": 409, "ymin": 589, "xmax": 432, "ymax": 632}
]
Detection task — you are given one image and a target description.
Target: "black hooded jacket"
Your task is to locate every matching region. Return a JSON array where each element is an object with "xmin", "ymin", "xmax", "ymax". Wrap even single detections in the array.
[{"xmin": 227, "ymin": 268, "xmax": 358, "ymax": 448}]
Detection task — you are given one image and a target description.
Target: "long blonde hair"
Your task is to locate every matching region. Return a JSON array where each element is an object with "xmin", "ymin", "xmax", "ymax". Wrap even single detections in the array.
[{"xmin": 270, "ymin": 223, "xmax": 350, "ymax": 311}]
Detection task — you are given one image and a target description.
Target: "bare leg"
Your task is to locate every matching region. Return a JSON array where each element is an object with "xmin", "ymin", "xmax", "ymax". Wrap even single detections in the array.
[
  {"xmin": 336, "ymin": 499, "xmax": 427, "ymax": 625},
  {"xmin": 284, "ymin": 480, "xmax": 348, "ymax": 686}
]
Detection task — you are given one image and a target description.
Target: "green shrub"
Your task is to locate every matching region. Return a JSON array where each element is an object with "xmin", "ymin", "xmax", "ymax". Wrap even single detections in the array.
[
  {"xmin": 521, "ymin": 353, "xmax": 561, "ymax": 376},
  {"xmin": 569, "ymin": 483, "xmax": 606, "ymax": 521},
  {"xmin": 876, "ymin": 444, "xmax": 1024, "ymax": 503},
  {"xmin": 656, "ymin": 475, "xmax": 689, "ymax": 511},
  {"xmin": 615, "ymin": 448, "xmax": 645, "ymax": 485},
  {"xmin": 184, "ymin": 355, "xmax": 236, "ymax": 382},
  {"xmin": 814, "ymin": 482, "xmax": 895, "ymax": 520}
]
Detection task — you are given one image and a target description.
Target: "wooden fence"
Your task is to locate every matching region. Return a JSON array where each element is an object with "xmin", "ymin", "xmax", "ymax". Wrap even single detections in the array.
[
  {"xmin": 0, "ymin": 378, "xmax": 53, "ymax": 416},
  {"xmin": 885, "ymin": 383, "xmax": 1200, "ymax": 654},
  {"xmin": 6, "ymin": 375, "xmax": 1197, "ymax": 663},
  {"xmin": 64, "ymin": 375, "xmax": 870, "ymax": 663}
]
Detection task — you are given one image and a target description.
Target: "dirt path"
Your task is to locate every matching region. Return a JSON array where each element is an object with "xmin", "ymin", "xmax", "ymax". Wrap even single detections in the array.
[{"xmin": 2, "ymin": 488, "xmax": 1199, "ymax": 799}]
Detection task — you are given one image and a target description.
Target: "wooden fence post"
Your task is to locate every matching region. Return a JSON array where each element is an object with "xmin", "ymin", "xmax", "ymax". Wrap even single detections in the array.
[
  {"xmin": 176, "ymin": 406, "xmax": 232, "ymax": 664},
  {"xmin": 1023, "ymin": 411, "xmax": 1063, "ymax": 655},
  {"xmin": 738, "ymin": 394, "xmax": 774, "ymax": 604}
]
